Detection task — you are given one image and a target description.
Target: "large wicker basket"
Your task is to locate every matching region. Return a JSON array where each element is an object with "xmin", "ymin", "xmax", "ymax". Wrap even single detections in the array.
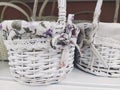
[
  {"xmin": 2, "ymin": 0, "xmax": 79, "ymax": 85},
  {"xmin": 75, "ymin": 0, "xmax": 120, "ymax": 77}
]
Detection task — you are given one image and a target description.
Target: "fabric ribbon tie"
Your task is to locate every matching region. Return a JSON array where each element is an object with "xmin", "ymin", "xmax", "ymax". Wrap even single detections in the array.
[{"xmin": 51, "ymin": 33, "xmax": 80, "ymax": 68}]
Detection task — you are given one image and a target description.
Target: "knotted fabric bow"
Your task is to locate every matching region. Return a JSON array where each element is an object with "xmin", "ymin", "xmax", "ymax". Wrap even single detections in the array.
[{"xmin": 51, "ymin": 14, "xmax": 80, "ymax": 68}]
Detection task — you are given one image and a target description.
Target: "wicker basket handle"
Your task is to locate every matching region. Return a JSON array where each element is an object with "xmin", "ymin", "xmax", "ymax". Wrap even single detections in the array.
[
  {"xmin": 32, "ymin": 0, "xmax": 57, "ymax": 20},
  {"xmin": 58, "ymin": 0, "xmax": 66, "ymax": 22},
  {"xmin": 92, "ymin": 0, "xmax": 109, "ymax": 68},
  {"xmin": 38, "ymin": 0, "xmax": 49, "ymax": 20},
  {"xmin": 1, "ymin": 1, "xmax": 32, "ymax": 21},
  {"xmin": 93, "ymin": 0, "xmax": 103, "ymax": 25},
  {"xmin": 38, "ymin": 0, "xmax": 66, "ymax": 22},
  {"xmin": 0, "ymin": 2, "xmax": 31, "ymax": 21},
  {"xmin": 32, "ymin": 0, "xmax": 54, "ymax": 20},
  {"xmin": 90, "ymin": 0, "xmax": 103, "ymax": 39},
  {"xmin": 31, "ymin": 0, "xmax": 39, "ymax": 21}
]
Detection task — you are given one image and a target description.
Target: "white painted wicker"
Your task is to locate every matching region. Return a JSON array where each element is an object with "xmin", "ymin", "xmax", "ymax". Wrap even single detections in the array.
[
  {"xmin": 2, "ymin": 0, "xmax": 79, "ymax": 85},
  {"xmin": 75, "ymin": 0, "xmax": 120, "ymax": 77}
]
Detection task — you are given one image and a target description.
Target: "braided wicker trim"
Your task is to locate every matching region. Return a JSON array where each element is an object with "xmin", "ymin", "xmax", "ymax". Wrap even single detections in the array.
[{"xmin": 4, "ymin": 38, "xmax": 50, "ymax": 50}]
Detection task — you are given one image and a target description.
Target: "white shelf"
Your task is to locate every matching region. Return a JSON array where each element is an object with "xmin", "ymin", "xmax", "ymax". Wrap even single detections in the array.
[{"xmin": 0, "ymin": 61, "xmax": 120, "ymax": 90}]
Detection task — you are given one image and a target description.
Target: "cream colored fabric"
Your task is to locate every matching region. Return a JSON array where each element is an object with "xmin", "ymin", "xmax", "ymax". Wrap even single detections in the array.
[{"xmin": 96, "ymin": 22, "xmax": 120, "ymax": 41}]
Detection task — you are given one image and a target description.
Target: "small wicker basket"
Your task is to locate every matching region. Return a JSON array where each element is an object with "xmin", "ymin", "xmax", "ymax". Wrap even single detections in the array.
[
  {"xmin": 2, "ymin": 0, "xmax": 79, "ymax": 85},
  {"xmin": 75, "ymin": 0, "xmax": 120, "ymax": 77}
]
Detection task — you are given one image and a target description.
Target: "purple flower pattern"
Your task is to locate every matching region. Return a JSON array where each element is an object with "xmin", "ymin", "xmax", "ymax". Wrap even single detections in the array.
[
  {"xmin": 43, "ymin": 29, "xmax": 53, "ymax": 38},
  {"xmin": 1, "ymin": 14, "xmax": 78, "ymax": 49}
]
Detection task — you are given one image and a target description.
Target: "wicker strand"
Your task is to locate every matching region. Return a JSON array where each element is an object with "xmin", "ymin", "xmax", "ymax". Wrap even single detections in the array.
[
  {"xmin": 114, "ymin": 0, "xmax": 120, "ymax": 23},
  {"xmin": 32, "ymin": 0, "xmax": 39, "ymax": 21},
  {"xmin": 90, "ymin": 44, "xmax": 109, "ymax": 68},
  {"xmin": 93, "ymin": 0, "xmax": 103, "ymax": 25},
  {"xmin": 1, "ymin": 0, "xmax": 32, "ymax": 21},
  {"xmin": 38, "ymin": 0, "xmax": 49, "ymax": 20},
  {"xmin": 51, "ymin": 0, "xmax": 56, "ymax": 16},
  {"xmin": 36, "ymin": 0, "xmax": 57, "ymax": 21},
  {"xmin": 0, "ymin": 2, "xmax": 31, "ymax": 21}
]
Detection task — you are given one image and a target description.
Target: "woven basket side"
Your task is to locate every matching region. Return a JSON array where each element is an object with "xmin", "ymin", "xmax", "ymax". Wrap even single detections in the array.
[
  {"xmin": 4, "ymin": 38, "xmax": 75, "ymax": 85},
  {"xmin": 76, "ymin": 44, "xmax": 120, "ymax": 77}
]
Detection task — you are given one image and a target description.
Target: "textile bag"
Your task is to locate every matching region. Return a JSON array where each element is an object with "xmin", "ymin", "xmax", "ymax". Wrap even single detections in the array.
[
  {"xmin": 75, "ymin": 0, "xmax": 120, "ymax": 77},
  {"xmin": 0, "ymin": 2, "xmax": 30, "ymax": 60},
  {"xmin": 1, "ymin": 0, "xmax": 79, "ymax": 85}
]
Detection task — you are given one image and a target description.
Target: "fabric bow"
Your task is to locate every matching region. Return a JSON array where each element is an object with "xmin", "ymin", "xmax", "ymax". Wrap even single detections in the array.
[{"xmin": 51, "ymin": 24, "xmax": 80, "ymax": 68}]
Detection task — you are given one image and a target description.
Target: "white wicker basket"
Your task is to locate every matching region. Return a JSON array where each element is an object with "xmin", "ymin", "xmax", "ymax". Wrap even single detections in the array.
[
  {"xmin": 75, "ymin": 0, "xmax": 120, "ymax": 77},
  {"xmin": 2, "ymin": 0, "xmax": 79, "ymax": 85},
  {"xmin": 0, "ymin": 2, "xmax": 31, "ymax": 61}
]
